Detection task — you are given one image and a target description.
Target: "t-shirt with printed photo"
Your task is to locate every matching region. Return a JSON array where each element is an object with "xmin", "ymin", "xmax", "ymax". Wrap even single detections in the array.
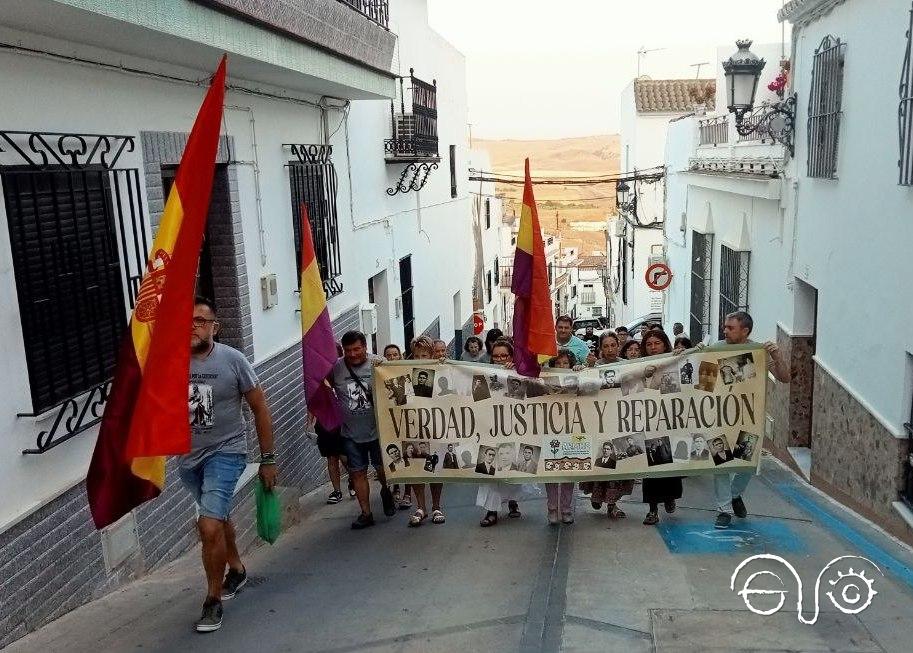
[
  {"xmin": 180, "ymin": 342, "xmax": 259, "ymax": 469},
  {"xmin": 330, "ymin": 357, "xmax": 378, "ymax": 443}
]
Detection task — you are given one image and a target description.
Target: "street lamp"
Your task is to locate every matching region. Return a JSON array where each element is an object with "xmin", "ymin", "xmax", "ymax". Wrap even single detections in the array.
[
  {"xmin": 722, "ymin": 39, "xmax": 797, "ymax": 155},
  {"xmin": 615, "ymin": 179, "xmax": 635, "ymax": 216}
]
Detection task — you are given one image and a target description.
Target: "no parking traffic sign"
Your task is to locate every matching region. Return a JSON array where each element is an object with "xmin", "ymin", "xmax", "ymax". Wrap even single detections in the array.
[{"xmin": 645, "ymin": 263, "xmax": 673, "ymax": 291}]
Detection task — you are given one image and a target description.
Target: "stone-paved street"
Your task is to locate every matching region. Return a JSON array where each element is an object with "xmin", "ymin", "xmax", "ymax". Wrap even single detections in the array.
[{"xmin": 9, "ymin": 457, "xmax": 913, "ymax": 653}]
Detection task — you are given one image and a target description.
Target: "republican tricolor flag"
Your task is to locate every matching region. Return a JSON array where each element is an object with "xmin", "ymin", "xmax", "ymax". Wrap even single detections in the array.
[
  {"xmin": 87, "ymin": 57, "xmax": 228, "ymax": 529},
  {"xmin": 299, "ymin": 204, "xmax": 341, "ymax": 430},
  {"xmin": 511, "ymin": 159, "xmax": 557, "ymax": 376}
]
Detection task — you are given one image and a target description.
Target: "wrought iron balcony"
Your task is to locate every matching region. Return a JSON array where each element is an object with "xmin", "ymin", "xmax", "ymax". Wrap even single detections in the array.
[
  {"xmin": 699, "ymin": 115, "xmax": 729, "ymax": 146},
  {"xmin": 336, "ymin": 0, "xmax": 389, "ymax": 29},
  {"xmin": 385, "ymin": 69, "xmax": 440, "ymax": 164}
]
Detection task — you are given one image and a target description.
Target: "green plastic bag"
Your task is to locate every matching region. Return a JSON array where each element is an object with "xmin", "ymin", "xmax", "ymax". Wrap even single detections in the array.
[{"xmin": 255, "ymin": 479, "xmax": 281, "ymax": 545}]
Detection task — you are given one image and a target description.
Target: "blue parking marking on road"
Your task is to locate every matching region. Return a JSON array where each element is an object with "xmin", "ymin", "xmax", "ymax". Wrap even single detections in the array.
[
  {"xmin": 775, "ymin": 483, "xmax": 913, "ymax": 591},
  {"xmin": 657, "ymin": 518, "xmax": 803, "ymax": 555}
]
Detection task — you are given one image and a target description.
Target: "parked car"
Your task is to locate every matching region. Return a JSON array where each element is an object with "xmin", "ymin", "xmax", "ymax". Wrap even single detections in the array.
[
  {"xmin": 622, "ymin": 313, "xmax": 663, "ymax": 336},
  {"xmin": 573, "ymin": 317, "xmax": 609, "ymax": 337}
]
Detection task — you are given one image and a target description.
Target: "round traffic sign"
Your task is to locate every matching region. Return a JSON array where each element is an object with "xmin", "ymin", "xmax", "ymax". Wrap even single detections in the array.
[
  {"xmin": 645, "ymin": 263, "xmax": 673, "ymax": 291},
  {"xmin": 473, "ymin": 313, "xmax": 485, "ymax": 335}
]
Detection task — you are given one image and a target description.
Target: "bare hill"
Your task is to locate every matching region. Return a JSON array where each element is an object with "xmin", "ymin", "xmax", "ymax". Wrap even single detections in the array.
[{"xmin": 474, "ymin": 135, "xmax": 620, "ymax": 255}]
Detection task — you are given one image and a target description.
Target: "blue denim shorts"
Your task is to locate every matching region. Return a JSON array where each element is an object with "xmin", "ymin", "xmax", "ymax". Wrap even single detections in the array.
[
  {"xmin": 178, "ymin": 452, "xmax": 246, "ymax": 520},
  {"xmin": 342, "ymin": 437, "xmax": 383, "ymax": 472}
]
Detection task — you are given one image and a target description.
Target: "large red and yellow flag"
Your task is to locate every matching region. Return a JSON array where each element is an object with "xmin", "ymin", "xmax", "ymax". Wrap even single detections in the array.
[
  {"xmin": 88, "ymin": 57, "xmax": 228, "ymax": 529},
  {"xmin": 511, "ymin": 159, "xmax": 557, "ymax": 376},
  {"xmin": 299, "ymin": 203, "xmax": 341, "ymax": 430}
]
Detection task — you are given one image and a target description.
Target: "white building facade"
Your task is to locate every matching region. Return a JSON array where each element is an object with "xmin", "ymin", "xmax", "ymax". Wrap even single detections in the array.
[
  {"xmin": 610, "ymin": 77, "xmax": 715, "ymax": 328},
  {"xmin": 0, "ymin": 0, "xmax": 475, "ymax": 644},
  {"xmin": 663, "ymin": 0, "xmax": 913, "ymax": 541}
]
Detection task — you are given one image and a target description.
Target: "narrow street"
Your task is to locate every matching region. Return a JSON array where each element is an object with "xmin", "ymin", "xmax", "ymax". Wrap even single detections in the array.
[{"xmin": 9, "ymin": 458, "xmax": 913, "ymax": 653}]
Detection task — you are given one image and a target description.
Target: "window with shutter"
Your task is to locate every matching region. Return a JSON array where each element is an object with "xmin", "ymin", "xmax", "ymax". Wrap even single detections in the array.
[{"xmin": 2, "ymin": 167, "xmax": 128, "ymax": 414}]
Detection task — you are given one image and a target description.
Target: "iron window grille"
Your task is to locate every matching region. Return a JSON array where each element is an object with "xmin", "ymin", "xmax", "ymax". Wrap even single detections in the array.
[
  {"xmin": 400, "ymin": 255, "xmax": 414, "ymax": 352},
  {"xmin": 287, "ymin": 144, "xmax": 343, "ymax": 298},
  {"xmin": 807, "ymin": 35, "xmax": 847, "ymax": 179},
  {"xmin": 718, "ymin": 245, "xmax": 750, "ymax": 340},
  {"xmin": 336, "ymin": 0, "xmax": 389, "ymax": 29},
  {"xmin": 1, "ymin": 130, "xmax": 149, "ymax": 454},
  {"xmin": 450, "ymin": 145, "xmax": 457, "ymax": 198},
  {"xmin": 899, "ymin": 3, "xmax": 913, "ymax": 185},
  {"xmin": 689, "ymin": 231, "xmax": 714, "ymax": 343},
  {"xmin": 385, "ymin": 70, "xmax": 439, "ymax": 162}
]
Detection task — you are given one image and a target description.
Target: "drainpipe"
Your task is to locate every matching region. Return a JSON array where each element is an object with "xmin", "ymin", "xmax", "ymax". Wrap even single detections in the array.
[{"xmin": 226, "ymin": 105, "xmax": 267, "ymax": 267}]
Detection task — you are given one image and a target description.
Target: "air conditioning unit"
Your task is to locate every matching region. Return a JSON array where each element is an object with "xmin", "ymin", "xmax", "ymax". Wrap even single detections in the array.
[
  {"xmin": 260, "ymin": 273, "xmax": 278, "ymax": 310},
  {"xmin": 361, "ymin": 303, "xmax": 378, "ymax": 335},
  {"xmin": 613, "ymin": 220, "xmax": 626, "ymax": 238}
]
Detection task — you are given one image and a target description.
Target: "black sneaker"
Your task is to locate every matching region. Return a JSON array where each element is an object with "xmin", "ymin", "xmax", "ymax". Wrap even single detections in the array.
[
  {"xmin": 380, "ymin": 486, "xmax": 396, "ymax": 517},
  {"xmin": 714, "ymin": 512, "xmax": 732, "ymax": 529},
  {"xmin": 327, "ymin": 490, "xmax": 343, "ymax": 504},
  {"xmin": 351, "ymin": 512, "xmax": 375, "ymax": 530},
  {"xmin": 221, "ymin": 566, "xmax": 247, "ymax": 601},
  {"xmin": 732, "ymin": 496, "xmax": 748, "ymax": 519},
  {"xmin": 194, "ymin": 598, "xmax": 223, "ymax": 633}
]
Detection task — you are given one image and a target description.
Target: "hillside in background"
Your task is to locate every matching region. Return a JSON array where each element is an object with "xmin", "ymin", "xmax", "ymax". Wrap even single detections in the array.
[{"xmin": 473, "ymin": 135, "xmax": 620, "ymax": 255}]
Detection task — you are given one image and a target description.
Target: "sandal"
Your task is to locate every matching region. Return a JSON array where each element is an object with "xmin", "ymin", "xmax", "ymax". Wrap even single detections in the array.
[
  {"xmin": 408, "ymin": 508, "xmax": 427, "ymax": 527},
  {"xmin": 643, "ymin": 511, "xmax": 659, "ymax": 526},
  {"xmin": 393, "ymin": 487, "xmax": 402, "ymax": 503},
  {"xmin": 608, "ymin": 504, "xmax": 626, "ymax": 519},
  {"xmin": 431, "ymin": 509, "xmax": 446, "ymax": 524},
  {"xmin": 398, "ymin": 495, "xmax": 412, "ymax": 511},
  {"xmin": 507, "ymin": 500, "xmax": 521, "ymax": 518},
  {"xmin": 664, "ymin": 499, "xmax": 677, "ymax": 514},
  {"xmin": 480, "ymin": 511, "xmax": 498, "ymax": 527}
]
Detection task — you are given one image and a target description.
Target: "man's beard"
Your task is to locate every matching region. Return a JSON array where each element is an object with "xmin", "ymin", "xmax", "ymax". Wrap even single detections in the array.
[{"xmin": 192, "ymin": 336, "xmax": 213, "ymax": 354}]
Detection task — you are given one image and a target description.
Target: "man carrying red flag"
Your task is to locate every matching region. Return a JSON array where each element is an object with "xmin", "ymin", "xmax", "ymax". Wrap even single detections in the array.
[
  {"xmin": 85, "ymin": 57, "xmax": 275, "ymax": 633},
  {"xmin": 182, "ymin": 297, "xmax": 276, "ymax": 632}
]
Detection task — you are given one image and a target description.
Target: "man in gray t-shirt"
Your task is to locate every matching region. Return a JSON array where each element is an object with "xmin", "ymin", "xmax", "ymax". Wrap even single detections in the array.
[
  {"xmin": 329, "ymin": 330, "xmax": 395, "ymax": 529},
  {"xmin": 178, "ymin": 298, "xmax": 276, "ymax": 633},
  {"xmin": 712, "ymin": 310, "xmax": 790, "ymax": 531}
]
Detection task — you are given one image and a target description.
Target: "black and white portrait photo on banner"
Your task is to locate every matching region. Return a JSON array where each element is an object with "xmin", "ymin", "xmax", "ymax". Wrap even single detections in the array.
[
  {"xmin": 434, "ymin": 371, "xmax": 458, "ymax": 397},
  {"xmin": 695, "ymin": 361, "xmax": 719, "ymax": 392},
  {"xmin": 680, "ymin": 358, "xmax": 695, "ymax": 385},
  {"xmin": 645, "ymin": 435, "xmax": 674, "ymax": 466},
  {"xmin": 710, "ymin": 435, "xmax": 735, "ymax": 466},
  {"xmin": 690, "ymin": 433, "xmax": 710, "ymax": 460},
  {"xmin": 384, "ymin": 373, "xmax": 413, "ymax": 406},
  {"xmin": 515, "ymin": 443, "xmax": 541, "ymax": 473},
  {"xmin": 496, "ymin": 442, "xmax": 518, "ymax": 472},
  {"xmin": 475, "ymin": 445, "xmax": 496, "ymax": 475},
  {"xmin": 412, "ymin": 368, "xmax": 435, "ymax": 398},
  {"xmin": 505, "ymin": 376, "xmax": 527, "ymax": 399},
  {"xmin": 612, "ymin": 433, "xmax": 646, "ymax": 460},
  {"xmin": 593, "ymin": 440, "xmax": 618, "ymax": 469},
  {"xmin": 372, "ymin": 345, "xmax": 767, "ymax": 482},
  {"xmin": 471, "ymin": 375, "xmax": 492, "ymax": 402},
  {"xmin": 717, "ymin": 353, "xmax": 757, "ymax": 386},
  {"xmin": 733, "ymin": 431, "xmax": 759, "ymax": 461}
]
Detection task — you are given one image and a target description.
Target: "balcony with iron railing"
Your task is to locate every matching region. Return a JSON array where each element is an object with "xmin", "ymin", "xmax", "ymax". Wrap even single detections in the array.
[
  {"xmin": 580, "ymin": 291, "xmax": 597, "ymax": 305},
  {"xmin": 500, "ymin": 272, "xmax": 513, "ymax": 289},
  {"xmin": 385, "ymin": 69, "xmax": 440, "ymax": 163},
  {"xmin": 336, "ymin": 0, "xmax": 389, "ymax": 29},
  {"xmin": 698, "ymin": 115, "xmax": 729, "ymax": 146}
]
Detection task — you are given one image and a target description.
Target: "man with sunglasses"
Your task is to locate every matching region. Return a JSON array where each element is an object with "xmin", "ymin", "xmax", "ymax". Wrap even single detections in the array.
[{"xmin": 180, "ymin": 297, "xmax": 277, "ymax": 633}]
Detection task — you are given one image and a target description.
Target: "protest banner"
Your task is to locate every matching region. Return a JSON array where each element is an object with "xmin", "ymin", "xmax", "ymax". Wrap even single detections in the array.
[{"xmin": 375, "ymin": 345, "xmax": 767, "ymax": 483}]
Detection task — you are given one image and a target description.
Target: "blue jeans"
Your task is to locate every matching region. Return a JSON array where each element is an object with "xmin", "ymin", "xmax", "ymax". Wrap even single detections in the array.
[
  {"xmin": 179, "ymin": 452, "xmax": 246, "ymax": 520},
  {"xmin": 714, "ymin": 472, "xmax": 753, "ymax": 515}
]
